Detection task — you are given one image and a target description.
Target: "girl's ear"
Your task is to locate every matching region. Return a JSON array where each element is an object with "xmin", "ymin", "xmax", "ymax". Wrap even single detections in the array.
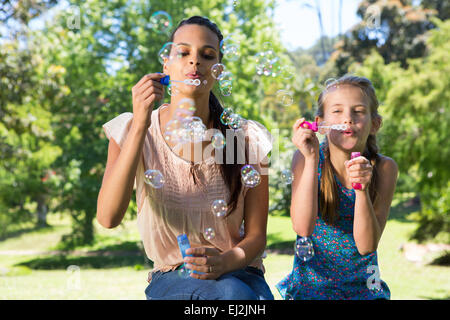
[
  {"xmin": 370, "ymin": 115, "xmax": 382, "ymax": 135},
  {"xmin": 315, "ymin": 115, "xmax": 323, "ymax": 124}
]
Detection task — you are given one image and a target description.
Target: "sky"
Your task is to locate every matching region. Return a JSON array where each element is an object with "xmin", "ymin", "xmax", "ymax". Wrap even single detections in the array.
[{"xmin": 273, "ymin": 0, "xmax": 362, "ymax": 50}]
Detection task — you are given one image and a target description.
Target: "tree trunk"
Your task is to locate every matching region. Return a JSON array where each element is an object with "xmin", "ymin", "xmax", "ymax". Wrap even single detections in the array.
[{"xmin": 36, "ymin": 195, "xmax": 49, "ymax": 228}]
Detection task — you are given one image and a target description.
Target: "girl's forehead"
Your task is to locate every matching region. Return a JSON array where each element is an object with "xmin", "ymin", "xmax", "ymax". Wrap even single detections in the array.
[
  {"xmin": 172, "ymin": 24, "xmax": 220, "ymax": 49},
  {"xmin": 323, "ymin": 84, "xmax": 368, "ymax": 107}
]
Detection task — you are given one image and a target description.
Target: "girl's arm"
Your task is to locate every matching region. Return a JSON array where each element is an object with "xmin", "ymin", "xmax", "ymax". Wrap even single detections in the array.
[
  {"xmin": 290, "ymin": 117, "xmax": 321, "ymax": 237},
  {"xmin": 290, "ymin": 150, "xmax": 319, "ymax": 237},
  {"xmin": 350, "ymin": 156, "xmax": 398, "ymax": 255}
]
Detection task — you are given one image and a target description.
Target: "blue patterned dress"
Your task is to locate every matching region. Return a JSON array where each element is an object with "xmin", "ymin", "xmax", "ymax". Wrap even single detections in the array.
[{"xmin": 276, "ymin": 145, "xmax": 390, "ymax": 300}]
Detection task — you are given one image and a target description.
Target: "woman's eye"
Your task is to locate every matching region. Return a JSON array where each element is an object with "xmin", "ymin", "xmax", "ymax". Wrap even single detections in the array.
[{"xmin": 204, "ymin": 54, "xmax": 215, "ymax": 60}]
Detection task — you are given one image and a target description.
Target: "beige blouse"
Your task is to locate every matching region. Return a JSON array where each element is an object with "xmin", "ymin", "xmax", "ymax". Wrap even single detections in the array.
[{"xmin": 102, "ymin": 104, "xmax": 273, "ymax": 280}]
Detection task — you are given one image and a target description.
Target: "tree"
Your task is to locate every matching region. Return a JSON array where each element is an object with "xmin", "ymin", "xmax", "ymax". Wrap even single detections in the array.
[
  {"xmin": 353, "ymin": 18, "xmax": 450, "ymax": 243},
  {"xmin": 14, "ymin": 0, "xmax": 289, "ymax": 246},
  {"xmin": 0, "ymin": 30, "xmax": 66, "ymax": 233},
  {"xmin": 332, "ymin": 0, "xmax": 440, "ymax": 75}
]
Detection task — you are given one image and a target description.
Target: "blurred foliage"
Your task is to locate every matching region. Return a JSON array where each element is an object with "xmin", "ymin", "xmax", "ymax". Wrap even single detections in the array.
[
  {"xmin": 1, "ymin": 0, "xmax": 448, "ymax": 246},
  {"xmin": 352, "ymin": 18, "xmax": 450, "ymax": 243},
  {"xmin": 0, "ymin": 0, "xmax": 294, "ymax": 245},
  {"xmin": 331, "ymin": 0, "xmax": 442, "ymax": 75}
]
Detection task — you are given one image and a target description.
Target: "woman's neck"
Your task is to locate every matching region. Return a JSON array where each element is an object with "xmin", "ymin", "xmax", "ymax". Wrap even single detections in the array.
[{"xmin": 169, "ymin": 93, "xmax": 211, "ymax": 127}]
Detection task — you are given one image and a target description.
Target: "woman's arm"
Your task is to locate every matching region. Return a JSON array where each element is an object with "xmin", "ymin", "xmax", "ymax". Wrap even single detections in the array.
[
  {"xmin": 96, "ymin": 123, "xmax": 147, "ymax": 228},
  {"xmin": 96, "ymin": 73, "xmax": 165, "ymax": 228},
  {"xmin": 185, "ymin": 161, "xmax": 270, "ymax": 279},
  {"xmin": 351, "ymin": 156, "xmax": 398, "ymax": 255}
]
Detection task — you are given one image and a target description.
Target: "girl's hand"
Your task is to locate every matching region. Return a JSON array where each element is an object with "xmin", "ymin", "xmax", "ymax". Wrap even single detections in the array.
[
  {"xmin": 184, "ymin": 247, "xmax": 225, "ymax": 280},
  {"xmin": 345, "ymin": 156, "xmax": 372, "ymax": 191},
  {"xmin": 292, "ymin": 118, "xmax": 320, "ymax": 160},
  {"xmin": 131, "ymin": 73, "xmax": 166, "ymax": 130}
]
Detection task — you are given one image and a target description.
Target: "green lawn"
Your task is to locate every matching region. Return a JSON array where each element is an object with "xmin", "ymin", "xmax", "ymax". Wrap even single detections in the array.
[{"xmin": 0, "ymin": 208, "xmax": 449, "ymax": 300}]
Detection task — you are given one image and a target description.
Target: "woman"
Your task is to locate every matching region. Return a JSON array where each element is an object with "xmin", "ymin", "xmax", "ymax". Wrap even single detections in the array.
[{"xmin": 96, "ymin": 16, "xmax": 274, "ymax": 300}]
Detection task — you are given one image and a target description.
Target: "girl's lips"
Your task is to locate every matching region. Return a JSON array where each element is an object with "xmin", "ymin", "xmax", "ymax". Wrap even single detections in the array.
[{"xmin": 343, "ymin": 129, "xmax": 355, "ymax": 136}]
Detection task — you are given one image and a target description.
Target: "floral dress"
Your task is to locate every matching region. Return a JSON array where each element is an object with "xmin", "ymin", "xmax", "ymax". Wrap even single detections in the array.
[{"xmin": 276, "ymin": 145, "xmax": 390, "ymax": 300}]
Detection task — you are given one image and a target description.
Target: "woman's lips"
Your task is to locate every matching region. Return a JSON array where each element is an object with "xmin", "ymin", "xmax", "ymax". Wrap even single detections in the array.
[{"xmin": 186, "ymin": 73, "xmax": 202, "ymax": 79}]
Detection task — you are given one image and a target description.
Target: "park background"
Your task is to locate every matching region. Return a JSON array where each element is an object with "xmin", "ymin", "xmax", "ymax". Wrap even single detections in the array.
[{"xmin": 0, "ymin": 0, "xmax": 449, "ymax": 299}]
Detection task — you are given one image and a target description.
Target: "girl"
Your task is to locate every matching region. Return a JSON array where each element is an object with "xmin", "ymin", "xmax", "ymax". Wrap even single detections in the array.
[
  {"xmin": 96, "ymin": 16, "xmax": 274, "ymax": 300},
  {"xmin": 276, "ymin": 75, "xmax": 398, "ymax": 300}
]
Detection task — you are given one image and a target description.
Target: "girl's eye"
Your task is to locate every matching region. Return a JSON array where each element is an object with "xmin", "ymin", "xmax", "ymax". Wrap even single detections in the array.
[
  {"xmin": 203, "ymin": 54, "xmax": 215, "ymax": 60},
  {"xmin": 332, "ymin": 110, "xmax": 341, "ymax": 113}
]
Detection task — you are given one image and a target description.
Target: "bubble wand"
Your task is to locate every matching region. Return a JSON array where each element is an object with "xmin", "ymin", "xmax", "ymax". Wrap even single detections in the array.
[
  {"xmin": 299, "ymin": 120, "xmax": 348, "ymax": 133},
  {"xmin": 159, "ymin": 75, "xmax": 205, "ymax": 87}
]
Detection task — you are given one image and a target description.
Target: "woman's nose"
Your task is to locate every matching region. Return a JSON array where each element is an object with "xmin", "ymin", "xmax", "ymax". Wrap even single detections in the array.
[{"xmin": 189, "ymin": 57, "xmax": 200, "ymax": 66}]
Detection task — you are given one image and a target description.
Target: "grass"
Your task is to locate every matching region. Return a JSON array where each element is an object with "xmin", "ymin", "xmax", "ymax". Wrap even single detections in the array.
[{"xmin": 0, "ymin": 203, "xmax": 449, "ymax": 300}]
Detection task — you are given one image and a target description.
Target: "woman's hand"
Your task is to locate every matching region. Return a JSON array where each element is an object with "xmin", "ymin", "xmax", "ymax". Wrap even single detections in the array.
[
  {"xmin": 292, "ymin": 118, "xmax": 320, "ymax": 161},
  {"xmin": 345, "ymin": 156, "xmax": 372, "ymax": 191},
  {"xmin": 131, "ymin": 73, "xmax": 166, "ymax": 130},
  {"xmin": 184, "ymin": 247, "xmax": 225, "ymax": 280}
]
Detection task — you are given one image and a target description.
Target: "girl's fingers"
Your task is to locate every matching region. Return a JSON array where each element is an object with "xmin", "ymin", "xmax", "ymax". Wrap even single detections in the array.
[
  {"xmin": 348, "ymin": 170, "xmax": 372, "ymax": 178},
  {"xmin": 347, "ymin": 163, "xmax": 371, "ymax": 171},
  {"xmin": 293, "ymin": 118, "xmax": 305, "ymax": 131}
]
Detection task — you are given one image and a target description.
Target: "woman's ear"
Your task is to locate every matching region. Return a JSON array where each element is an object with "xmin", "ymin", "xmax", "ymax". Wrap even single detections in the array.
[{"xmin": 163, "ymin": 58, "xmax": 169, "ymax": 74}]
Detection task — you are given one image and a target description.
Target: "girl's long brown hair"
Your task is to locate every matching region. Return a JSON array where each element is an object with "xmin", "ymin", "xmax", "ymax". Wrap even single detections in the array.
[{"xmin": 317, "ymin": 75, "xmax": 382, "ymax": 225}]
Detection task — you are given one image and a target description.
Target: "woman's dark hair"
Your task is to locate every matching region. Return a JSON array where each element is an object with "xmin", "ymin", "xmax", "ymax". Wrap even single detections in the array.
[{"xmin": 169, "ymin": 16, "xmax": 244, "ymax": 215}]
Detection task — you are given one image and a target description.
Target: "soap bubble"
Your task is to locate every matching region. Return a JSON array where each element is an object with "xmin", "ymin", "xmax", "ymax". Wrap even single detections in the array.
[
  {"xmin": 167, "ymin": 83, "xmax": 180, "ymax": 96},
  {"xmin": 164, "ymin": 119, "xmax": 182, "ymax": 143},
  {"xmin": 255, "ymin": 51, "xmax": 281, "ymax": 77},
  {"xmin": 280, "ymin": 65, "xmax": 296, "ymax": 80},
  {"xmin": 223, "ymin": 43, "xmax": 239, "ymax": 61},
  {"xmin": 227, "ymin": 113, "xmax": 244, "ymax": 130},
  {"xmin": 219, "ymin": 80, "xmax": 233, "ymax": 96},
  {"xmin": 211, "ymin": 131, "xmax": 226, "ymax": 149},
  {"xmin": 204, "ymin": 227, "xmax": 216, "ymax": 240},
  {"xmin": 177, "ymin": 264, "xmax": 192, "ymax": 278},
  {"xmin": 158, "ymin": 42, "xmax": 175, "ymax": 65},
  {"xmin": 276, "ymin": 89, "xmax": 294, "ymax": 106},
  {"xmin": 295, "ymin": 237, "xmax": 314, "ymax": 262},
  {"xmin": 149, "ymin": 11, "xmax": 173, "ymax": 35},
  {"xmin": 220, "ymin": 35, "xmax": 240, "ymax": 61},
  {"xmin": 220, "ymin": 107, "xmax": 234, "ymax": 125},
  {"xmin": 218, "ymin": 71, "xmax": 233, "ymax": 82},
  {"xmin": 241, "ymin": 165, "xmax": 261, "ymax": 188},
  {"xmin": 144, "ymin": 169, "xmax": 165, "ymax": 188},
  {"xmin": 211, "ymin": 199, "xmax": 227, "ymax": 217},
  {"xmin": 324, "ymin": 78, "xmax": 338, "ymax": 89},
  {"xmin": 180, "ymin": 117, "xmax": 206, "ymax": 143},
  {"xmin": 175, "ymin": 98, "xmax": 196, "ymax": 119},
  {"xmin": 280, "ymin": 169, "xmax": 294, "ymax": 185}
]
